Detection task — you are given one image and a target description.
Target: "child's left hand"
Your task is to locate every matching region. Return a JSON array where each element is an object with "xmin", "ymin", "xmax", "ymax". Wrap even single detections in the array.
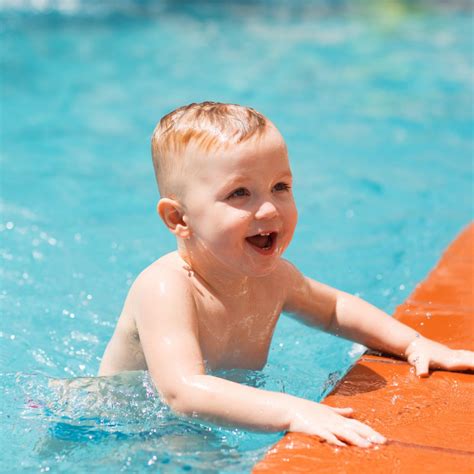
[{"xmin": 405, "ymin": 335, "xmax": 474, "ymax": 377}]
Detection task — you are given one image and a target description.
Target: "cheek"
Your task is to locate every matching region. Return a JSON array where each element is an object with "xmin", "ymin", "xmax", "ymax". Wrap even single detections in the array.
[
  {"xmin": 219, "ymin": 209, "xmax": 252, "ymax": 236},
  {"xmin": 284, "ymin": 200, "xmax": 298, "ymax": 230},
  {"xmin": 291, "ymin": 205, "xmax": 298, "ymax": 229},
  {"xmin": 196, "ymin": 207, "xmax": 250, "ymax": 242}
]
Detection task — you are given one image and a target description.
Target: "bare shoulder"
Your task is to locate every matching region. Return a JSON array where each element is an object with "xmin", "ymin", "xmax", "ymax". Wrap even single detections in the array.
[
  {"xmin": 132, "ymin": 251, "xmax": 190, "ymax": 287},
  {"xmin": 273, "ymin": 258, "xmax": 313, "ymax": 312},
  {"xmin": 276, "ymin": 258, "xmax": 338, "ymax": 322},
  {"xmin": 128, "ymin": 251, "xmax": 195, "ymax": 314},
  {"xmin": 272, "ymin": 258, "xmax": 305, "ymax": 288},
  {"xmin": 127, "ymin": 252, "xmax": 205, "ymax": 382},
  {"xmin": 256, "ymin": 258, "xmax": 304, "ymax": 309},
  {"xmin": 99, "ymin": 252, "xmax": 200, "ymax": 377}
]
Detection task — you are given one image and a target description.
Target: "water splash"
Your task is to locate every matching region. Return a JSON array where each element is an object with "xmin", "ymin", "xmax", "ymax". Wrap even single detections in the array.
[{"xmin": 1, "ymin": 370, "xmax": 281, "ymax": 473}]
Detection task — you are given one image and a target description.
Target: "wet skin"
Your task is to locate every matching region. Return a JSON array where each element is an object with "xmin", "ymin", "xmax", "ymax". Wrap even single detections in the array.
[
  {"xmin": 100, "ymin": 125, "xmax": 298, "ymax": 373},
  {"xmin": 99, "ymin": 124, "xmax": 474, "ymax": 448}
]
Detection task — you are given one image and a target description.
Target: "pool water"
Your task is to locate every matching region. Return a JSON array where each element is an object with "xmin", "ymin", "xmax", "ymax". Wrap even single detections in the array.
[{"xmin": 1, "ymin": 1, "xmax": 472, "ymax": 472}]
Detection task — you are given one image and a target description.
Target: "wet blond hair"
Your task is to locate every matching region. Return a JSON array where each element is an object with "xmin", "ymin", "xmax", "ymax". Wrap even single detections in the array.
[{"xmin": 151, "ymin": 102, "xmax": 268, "ymax": 198}]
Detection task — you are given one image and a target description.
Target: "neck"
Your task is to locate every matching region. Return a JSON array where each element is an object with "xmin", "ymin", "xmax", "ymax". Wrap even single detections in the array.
[{"xmin": 177, "ymin": 240, "xmax": 251, "ymax": 298}]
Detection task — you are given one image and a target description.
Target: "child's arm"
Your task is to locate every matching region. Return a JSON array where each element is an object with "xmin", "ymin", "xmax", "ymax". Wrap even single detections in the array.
[
  {"xmin": 282, "ymin": 261, "xmax": 474, "ymax": 376},
  {"xmin": 132, "ymin": 268, "xmax": 385, "ymax": 447}
]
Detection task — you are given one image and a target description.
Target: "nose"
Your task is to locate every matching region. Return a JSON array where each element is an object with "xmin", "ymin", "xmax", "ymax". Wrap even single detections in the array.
[{"xmin": 255, "ymin": 200, "xmax": 278, "ymax": 220}]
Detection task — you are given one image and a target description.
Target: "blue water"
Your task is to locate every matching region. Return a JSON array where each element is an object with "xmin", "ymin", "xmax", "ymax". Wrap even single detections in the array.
[{"xmin": 1, "ymin": 1, "xmax": 473, "ymax": 472}]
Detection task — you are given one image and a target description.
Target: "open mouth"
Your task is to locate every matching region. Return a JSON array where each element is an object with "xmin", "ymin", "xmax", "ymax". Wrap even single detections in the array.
[{"xmin": 245, "ymin": 232, "xmax": 278, "ymax": 255}]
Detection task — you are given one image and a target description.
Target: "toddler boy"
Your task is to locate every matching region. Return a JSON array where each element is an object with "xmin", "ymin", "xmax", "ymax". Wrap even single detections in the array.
[{"xmin": 99, "ymin": 102, "xmax": 473, "ymax": 447}]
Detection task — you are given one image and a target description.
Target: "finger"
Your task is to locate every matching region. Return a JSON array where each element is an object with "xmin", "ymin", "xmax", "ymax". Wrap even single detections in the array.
[
  {"xmin": 407, "ymin": 352, "xmax": 418, "ymax": 366},
  {"xmin": 459, "ymin": 350, "xmax": 474, "ymax": 370},
  {"xmin": 315, "ymin": 429, "xmax": 347, "ymax": 447},
  {"xmin": 330, "ymin": 407, "xmax": 354, "ymax": 417},
  {"xmin": 415, "ymin": 355, "xmax": 430, "ymax": 377},
  {"xmin": 449, "ymin": 350, "xmax": 474, "ymax": 371},
  {"xmin": 325, "ymin": 433, "xmax": 347, "ymax": 447},
  {"xmin": 333, "ymin": 427, "xmax": 372, "ymax": 448},
  {"xmin": 347, "ymin": 419, "xmax": 386, "ymax": 444}
]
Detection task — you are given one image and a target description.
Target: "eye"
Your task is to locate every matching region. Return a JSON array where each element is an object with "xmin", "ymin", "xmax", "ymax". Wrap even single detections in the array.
[
  {"xmin": 273, "ymin": 182, "xmax": 291, "ymax": 192},
  {"xmin": 227, "ymin": 187, "xmax": 250, "ymax": 199}
]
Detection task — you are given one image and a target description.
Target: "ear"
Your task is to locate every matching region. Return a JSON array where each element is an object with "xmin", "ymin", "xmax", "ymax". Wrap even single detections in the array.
[{"xmin": 157, "ymin": 198, "xmax": 191, "ymax": 239}]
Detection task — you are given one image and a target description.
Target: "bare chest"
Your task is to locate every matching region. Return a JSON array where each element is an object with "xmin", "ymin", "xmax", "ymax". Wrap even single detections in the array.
[{"xmin": 195, "ymin": 293, "xmax": 283, "ymax": 371}]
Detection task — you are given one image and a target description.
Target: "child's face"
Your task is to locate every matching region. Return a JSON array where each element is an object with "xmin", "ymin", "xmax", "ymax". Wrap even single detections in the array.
[{"xmin": 180, "ymin": 125, "xmax": 298, "ymax": 277}]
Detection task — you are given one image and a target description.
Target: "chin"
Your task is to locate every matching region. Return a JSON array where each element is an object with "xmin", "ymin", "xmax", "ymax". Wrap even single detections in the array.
[{"xmin": 246, "ymin": 260, "xmax": 280, "ymax": 278}]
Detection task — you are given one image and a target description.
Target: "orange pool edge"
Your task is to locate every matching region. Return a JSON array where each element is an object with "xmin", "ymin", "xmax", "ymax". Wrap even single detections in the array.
[{"xmin": 253, "ymin": 222, "xmax": 474, "ymax": 473}]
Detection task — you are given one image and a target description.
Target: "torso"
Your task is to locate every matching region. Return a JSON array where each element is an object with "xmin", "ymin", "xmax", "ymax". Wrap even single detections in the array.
[
  {"xmin": 192, "ymin": 275, "xmax": 283, "ymax": 370},
  {"xmin": 98, "ymin": 252, "xmax": 286, "ymax": 375}
]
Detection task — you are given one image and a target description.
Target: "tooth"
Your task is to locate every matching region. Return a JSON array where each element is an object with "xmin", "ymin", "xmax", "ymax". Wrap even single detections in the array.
[{"xmin": 261, "ymin": 233, "xmax": 270, "ymax": 236}]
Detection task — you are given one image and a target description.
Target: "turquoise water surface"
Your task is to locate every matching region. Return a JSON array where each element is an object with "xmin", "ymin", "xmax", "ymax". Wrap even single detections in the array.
[{"xmin": 1, "ymin": 1, "xmax": 473, "ymax": 472}]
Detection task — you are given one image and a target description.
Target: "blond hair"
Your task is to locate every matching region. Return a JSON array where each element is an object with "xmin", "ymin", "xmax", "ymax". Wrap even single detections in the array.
[{"xmin": 151, "ymin": 102, "xmax": 268, "ymax": 197}]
